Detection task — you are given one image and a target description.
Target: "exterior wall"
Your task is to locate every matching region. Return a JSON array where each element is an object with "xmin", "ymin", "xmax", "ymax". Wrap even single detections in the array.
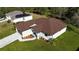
[
  {"xmin": 53, "ymin": 27, "xmax": 67, "ymax": 39},
  {"xmin": 36, "ymin": 32, "xmax": 48, "ymax": 40},
  {"xmin": 18, "ymin": 29, "xmax": 36, "ymax": 41},
  {"xmin": 24, "ymin": 16, "xmax": 32, "ymax": 21},
  {"xmin": 22, "ymin": 29, "xmax": 33, "ymax": 37},
  {"xmin": 13, "ymin": 18, "xmax": 24, "ymax": 23},
  {"xmin": 13, "ymin": 15, "xmax": 32, "ymax": 23},
  {"xmin": 46, "ymin": 36, "xmax": 53, "ymax": 39}
]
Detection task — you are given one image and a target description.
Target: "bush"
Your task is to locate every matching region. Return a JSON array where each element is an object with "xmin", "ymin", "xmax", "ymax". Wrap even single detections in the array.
[
  {"xmin": 67, "ymin": 24, "xmax": 79, "ymax": 34},
  {"xmin": 7, "ymin": 20, "xmax": 11, "ymax": 23}
]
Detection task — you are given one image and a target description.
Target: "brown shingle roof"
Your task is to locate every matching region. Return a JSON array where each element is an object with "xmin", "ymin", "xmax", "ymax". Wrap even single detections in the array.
[
  {"xmin": 16, "ymin": 20, "xmax": 34, "ymax": 33},
  {"xmin": 48, "ymin": 18, "xmax": 66, "ymax": 35},
  {"xmin": 16, "ymin": 18, "xmax": 66, "ymax": 35}
]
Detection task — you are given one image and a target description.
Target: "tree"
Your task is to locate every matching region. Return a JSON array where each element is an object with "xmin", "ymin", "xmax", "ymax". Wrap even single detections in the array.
[
  {"xmin": 47, "ymin": 7, "xmax": 68, "ymax": 18},
  {"xmin": 65, "ymin": 7, "xmax": 78, "ymax": 19}
]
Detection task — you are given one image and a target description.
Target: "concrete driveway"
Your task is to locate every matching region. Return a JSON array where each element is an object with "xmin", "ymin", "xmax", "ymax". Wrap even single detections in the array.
[{"xmin": 0, "ymin": 32, "xmax": 21, "ymax": 48}]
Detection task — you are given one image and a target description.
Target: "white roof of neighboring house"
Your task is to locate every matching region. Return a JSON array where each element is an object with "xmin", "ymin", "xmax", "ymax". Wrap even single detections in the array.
[
  {"xmin": 5, "ymin": 11, "xmax": 23, "ymax": 20},
  {"xmin": 6, "ymin": 11, "xmax": 31, "ymax": 20},
  {"xmin": 6, "ymin": 11, "xmax": 23, "ymax": 16}
]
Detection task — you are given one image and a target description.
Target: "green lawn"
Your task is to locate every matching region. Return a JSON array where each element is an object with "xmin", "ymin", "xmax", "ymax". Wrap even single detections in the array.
[
  {"xmin": 0, "ymin": 22, "xmax": 16, "ymax": 39},
  {"xmin": 0, "ymin": 14, "xmax": 79, "ymax": 51},
  {"xmin": 0, "ymin": 24, "xmax": 79, "ymax": 51},
  {"xmin": 30, "ymin": 13, "xmax": 47, "ymax": 19}
]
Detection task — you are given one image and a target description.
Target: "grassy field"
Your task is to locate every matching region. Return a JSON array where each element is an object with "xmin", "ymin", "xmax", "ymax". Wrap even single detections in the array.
[
  {"xmin": 0, "ymin": 24, "xmax": 79, "ymax": 51},
  {"xmin": 0, "ymin": 22, "xmax": 16, "ymax": 39},
  {"xmin": 30, "ymin": 13, "xmax": 47, "ymax": 19},
  {"xmin": 0, "ymin": 14, "xmax": 79, "ymax": 51}
]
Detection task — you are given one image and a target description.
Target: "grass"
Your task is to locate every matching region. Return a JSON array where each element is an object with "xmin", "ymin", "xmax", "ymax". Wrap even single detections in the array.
[
  {"xmin": 0, "ymin": 24, "xmax": 79, "ymax": 51},
  {"xmin": 54, "ymin": 30, "xmax": 79, "ymax": 51},
  {"xmin": 0, "ymin": 22, "xmax": 16, "ymax": 39},
  {"xmin": 30, "ymin": 13, "xmax": 47, "ymax": 19},
  {"xmin": 0, "ymin": 14, "xmax": 79, "ymax": 51}
]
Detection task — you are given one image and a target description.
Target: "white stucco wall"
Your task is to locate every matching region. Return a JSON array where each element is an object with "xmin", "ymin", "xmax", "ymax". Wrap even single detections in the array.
[
  {"xmin": 22, "ymin": 29, "xmax": 33, "ymax": 38},
  {"xmin": 13, "ymin": 18, "xmax": 23, "ymax": 23},
  {"xmin": 47, "ymin": 36, "xmax": 53, "ymax": 39},
  {"xmin": 36, "ymin": 32, "xmax": 48, "ymax": 40},
  {"xmin": 24, "ymin": 16, "xmax": 32, "ymax": 21},
  {"xmin": 53, "ymin": 27, "xmax": 67, "ymax": 39},
  {"xmin": 18, "ymin": 29, "xmax": 36, "ymax": 41},
  {"xmin": 13, "ymin": 15, "xmax": 32, "ymax": 23}
]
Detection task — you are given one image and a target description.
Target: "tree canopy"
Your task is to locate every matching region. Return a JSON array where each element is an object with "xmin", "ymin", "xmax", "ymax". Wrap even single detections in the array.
[{"xmin": 0, "ymin": 7, "xmax": 79, "ymax": 27}]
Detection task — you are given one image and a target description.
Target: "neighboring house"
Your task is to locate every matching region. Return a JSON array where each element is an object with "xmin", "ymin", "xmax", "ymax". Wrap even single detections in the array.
[
  {"xmin": 16, "ymin": 18, "xmax": 67, "ymax": 41},
  {"xmin": 5, "ymin": 11, "xmax": 32, "ymax": 23},
  {"xmin": 0, "ymin": 15, "xmax": 6, "ymax": 22},
  {"xmin": 0, "ymin": 17, "xmax": 5, "ymax": 21}
]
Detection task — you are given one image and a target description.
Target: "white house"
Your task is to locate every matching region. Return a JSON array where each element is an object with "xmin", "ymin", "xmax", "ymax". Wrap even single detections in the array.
[
  {"xmin": 5, "ymin": 11, "xmax": 32, "ymax": 23},
  {"xmin": 16, "ymin": 18, "xmax": 67, "ymax": 41}
]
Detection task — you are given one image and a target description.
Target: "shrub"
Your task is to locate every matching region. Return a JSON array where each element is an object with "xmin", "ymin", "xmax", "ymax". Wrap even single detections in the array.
[{"xmin": 7, "ymin": 20, "xmax": 11, "ymax": 23}]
